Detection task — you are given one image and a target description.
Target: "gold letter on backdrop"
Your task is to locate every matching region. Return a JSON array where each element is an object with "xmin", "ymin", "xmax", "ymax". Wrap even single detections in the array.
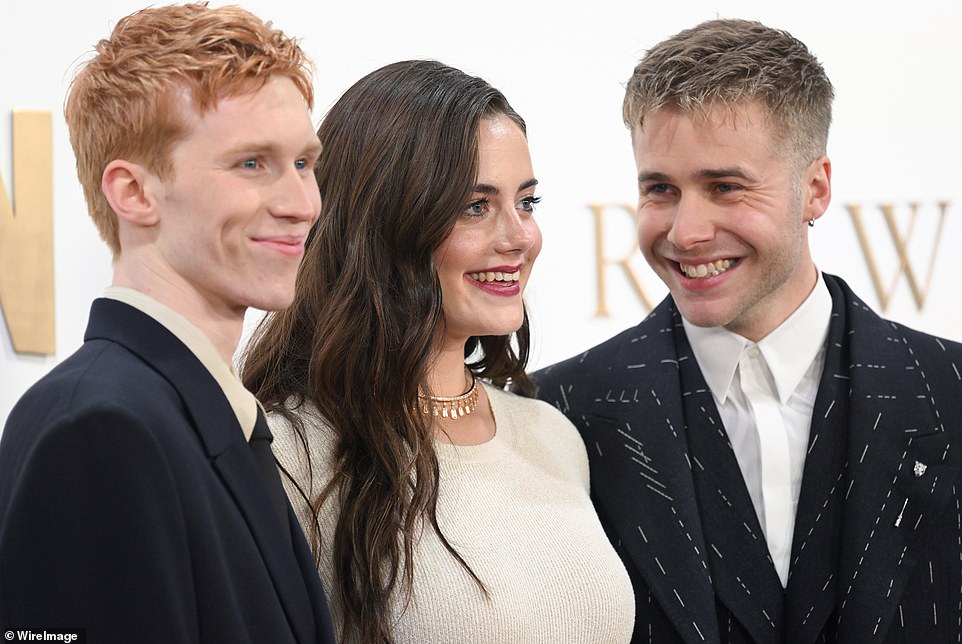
[
  {"xmin": 845, "ymin": 201, "xmax": 949, "ymax": 313},
  {"xmin": 0, "ymin": 110, "xmax": 55, "ymax": 354},
  {"xmin": 589, "ymin": 203, "xmax": 655, "ymax": 317}
]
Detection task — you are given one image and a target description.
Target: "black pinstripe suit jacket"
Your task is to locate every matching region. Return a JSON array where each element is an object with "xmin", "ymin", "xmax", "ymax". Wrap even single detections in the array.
[{"xmin": 534, "ymin": 274, "xmax": 962, "ymax": 643}]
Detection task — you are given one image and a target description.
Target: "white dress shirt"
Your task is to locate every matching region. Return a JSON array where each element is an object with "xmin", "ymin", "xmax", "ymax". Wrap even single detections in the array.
[{"xmin": 683, "ymin": 272, "xmax": 832, "ymax": 586}]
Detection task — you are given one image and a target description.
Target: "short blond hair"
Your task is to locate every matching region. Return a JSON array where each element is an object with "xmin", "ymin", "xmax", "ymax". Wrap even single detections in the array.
[
  {"xmin": 624, "ymin": 19, "xmax": 833, "ymax": 167},
  {"xmin": 64, "ymin": 2, "xmax": 314, "ymax": 255}
]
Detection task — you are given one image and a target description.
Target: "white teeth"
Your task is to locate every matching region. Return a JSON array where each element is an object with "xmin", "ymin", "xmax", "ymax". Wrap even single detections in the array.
[
  {"xmin": 679, "ymin": 259, "xmax": 734, "ymax": 279},
  {"xmin": 470, "ymin": 270, "xmax": 521, "ymax": 283}
]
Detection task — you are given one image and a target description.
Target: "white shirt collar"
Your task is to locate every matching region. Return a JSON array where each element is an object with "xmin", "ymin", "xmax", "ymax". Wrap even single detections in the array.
[{"xmin": 683, "ymin": 271, "xmax": 833, "ymax": 405}]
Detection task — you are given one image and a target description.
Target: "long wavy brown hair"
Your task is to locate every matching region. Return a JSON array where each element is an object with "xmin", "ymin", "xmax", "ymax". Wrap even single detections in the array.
[{"xmin": 241, "ymin": 59, "xmax": 533, "ymax": 643}]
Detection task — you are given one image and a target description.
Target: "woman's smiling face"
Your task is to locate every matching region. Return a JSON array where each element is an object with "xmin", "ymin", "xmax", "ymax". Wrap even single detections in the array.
[{"xmin": 433, "ymin": 114, "xmax": 542, "ymax": 347}]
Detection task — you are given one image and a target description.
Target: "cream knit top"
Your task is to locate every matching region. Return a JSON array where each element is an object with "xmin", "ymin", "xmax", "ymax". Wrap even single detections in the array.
[{"xmin": 270, "ymin": 382, "xmax": 635, "ymax": 643}]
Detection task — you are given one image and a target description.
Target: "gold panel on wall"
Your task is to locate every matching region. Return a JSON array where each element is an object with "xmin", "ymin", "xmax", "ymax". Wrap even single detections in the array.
[{"xmin": 0, "ymin": 110, "xmax": 55, "ymax": 355}]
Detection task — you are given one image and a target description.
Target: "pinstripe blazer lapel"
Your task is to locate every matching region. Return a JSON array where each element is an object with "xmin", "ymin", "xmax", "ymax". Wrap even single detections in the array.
[
  {"xmin": 784, "ymin": 282, "xmax": 849, "ymax": 644},
  {"xmin": 827, "ymin": 277, "xmax": 961, "ymax": 641},
  {"xmin": 782, "ymin": 275, "xmax": 962, "ymax": 642},
  {"xmin": 539, "ymin": 303, "xmax": 720, "ymax": 644},
  {"xmin": 539, "ymin": 275, "xmax": 962, "ymax": 643},
  {"xmin": 674, "ymin": 322, "xmax": 785, "ymax": 644}
]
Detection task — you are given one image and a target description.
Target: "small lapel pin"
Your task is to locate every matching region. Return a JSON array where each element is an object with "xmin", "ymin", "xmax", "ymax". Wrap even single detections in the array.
[
  {"xmin": 914, "ymin": 461, "xmax": 927, "ymax": 478},
  {"xmin": 895, "ymin": 498, "xmax": 909, "ymax": 527}
]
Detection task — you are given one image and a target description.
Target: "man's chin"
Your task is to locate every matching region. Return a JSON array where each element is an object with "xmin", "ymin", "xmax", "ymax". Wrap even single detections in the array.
[{"xmin": 673, "ymin": 301, "xmax": 732, "ymax": 330}]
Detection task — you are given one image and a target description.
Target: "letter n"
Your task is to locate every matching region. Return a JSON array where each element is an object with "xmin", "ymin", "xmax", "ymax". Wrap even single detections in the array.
[{"xmin": 0, "ymin": 110, "xmax": 55, "ymax": 354}]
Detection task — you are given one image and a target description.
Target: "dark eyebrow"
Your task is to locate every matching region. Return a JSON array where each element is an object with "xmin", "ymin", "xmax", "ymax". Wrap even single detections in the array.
[
  {"xmin": 637, "ymin": 168, "xmax": 753, "ymax": 184},
  {"xmin": 697, "ymin": 167, "xmax": 753, "ymax": 181},
  {"xmin": 637, "ymin": 171, "xmax": 670, "ymax": 185},
  {"xmin": 472, "ymin": 178, "xmax": 539, "ymax": 195}
]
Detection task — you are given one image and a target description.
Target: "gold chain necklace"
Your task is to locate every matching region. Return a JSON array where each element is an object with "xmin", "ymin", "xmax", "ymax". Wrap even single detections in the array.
[{"xmin": 417, "ymin": 370, "xmax": 479, "ymax": 420}]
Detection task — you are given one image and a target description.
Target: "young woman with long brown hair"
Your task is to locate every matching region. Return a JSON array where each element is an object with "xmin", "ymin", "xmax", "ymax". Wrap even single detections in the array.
[{"xmin": 241, "ymin": 59, "xmax": 633, "ymax": 643}]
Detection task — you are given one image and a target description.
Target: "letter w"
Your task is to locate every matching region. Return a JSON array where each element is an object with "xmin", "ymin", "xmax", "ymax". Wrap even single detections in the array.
[
  {"xmin": 0, "ymin": 110, "xmax": 55, "ymax": 354},
  {"xmin": 845, "ymin": 201, "xmax": 949, "ymax": 312}
]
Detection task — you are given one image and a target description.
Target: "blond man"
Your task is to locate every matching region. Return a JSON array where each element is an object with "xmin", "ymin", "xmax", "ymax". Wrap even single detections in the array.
[{"xmin": 537, "ymin": 19, "xmax": 962, "ymax": 643}]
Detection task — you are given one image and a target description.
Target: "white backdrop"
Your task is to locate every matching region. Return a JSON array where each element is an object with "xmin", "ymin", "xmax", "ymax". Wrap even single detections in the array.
[{"xmin": 3, "ymin": 0, "xmax": 961, "ymax": 430}]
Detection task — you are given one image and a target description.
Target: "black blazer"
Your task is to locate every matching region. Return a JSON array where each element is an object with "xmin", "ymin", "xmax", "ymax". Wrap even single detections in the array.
[
  {"xmin": 0, "ymin": 299, "xmax": 335, "ymax": 643},
  {"xmin": 534, "ymin": 274, "xmax": 962, "ymax": 643}
]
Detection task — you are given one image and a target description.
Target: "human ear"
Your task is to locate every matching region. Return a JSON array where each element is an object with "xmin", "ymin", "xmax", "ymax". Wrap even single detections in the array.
[
  {"xmin": 101, "ymin": 160, "xmax": 159, "ymax": 228},
  {"xmin": 803, "ymin": 156, "xmax": 832, "ymax": 224}
]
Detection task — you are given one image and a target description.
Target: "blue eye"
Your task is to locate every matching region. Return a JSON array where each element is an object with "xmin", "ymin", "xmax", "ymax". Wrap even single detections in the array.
[
  {"xmin": 640, "ymin": 184, "xmax": 663, "ymax": 195},
  {"xmin": 464, "ymin": 199, "xmax": 488, "ymax": 218},
  {"xmin": 240, "ymin": 159, "xmax": 259, "ymax": 169},
  {"xmin": 519, "ymin": 195, "xmax": 542, "ymax": 213},
  {"xmin": 294, "ymin": 159, "xmax": 308, "ymax": 170}
]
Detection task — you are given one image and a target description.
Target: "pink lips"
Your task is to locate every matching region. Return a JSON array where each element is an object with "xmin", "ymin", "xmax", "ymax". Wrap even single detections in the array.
[
  {"xmin": 474, "ymin": 280, "xmax": 521, "ymax": 296},
  {"xmin": 254, "ymin": 236, "xmax": 306, "ymax": 257}
]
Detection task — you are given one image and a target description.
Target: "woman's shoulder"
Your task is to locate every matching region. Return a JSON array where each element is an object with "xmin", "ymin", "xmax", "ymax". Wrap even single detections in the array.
[
  {"xmin": 267, "ymin": 397, "xmax": 333, "ymax": 434},
  {"xmin": 484, "ymin": 383, "xmax": 585, "ymax": 451},
  {"xmin": 266, "ymin": 398, "xmax": 337, "ymax": 473},
  {"xmin": 485, "ymin": 382, "xmax": 576, "ymax": 427},
  {"xmin": 483, "ymin": 382, "xmax": 591, "ymax": 490}
]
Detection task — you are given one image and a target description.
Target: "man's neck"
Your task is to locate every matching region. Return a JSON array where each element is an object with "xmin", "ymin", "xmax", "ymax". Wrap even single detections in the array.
[{"xmin": 112, "ymin": 261, "xmax": 243, "ymax": 365}]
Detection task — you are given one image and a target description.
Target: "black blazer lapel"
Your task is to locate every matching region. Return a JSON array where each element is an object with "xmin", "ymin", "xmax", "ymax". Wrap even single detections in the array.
[
  {"xmin": 674, "ymin": 326, "xmax": 785, "ymax": 644},
  {"xmin": 212, "ymin": 444, "xmax": 316, "ymax": 643},
  {"xmin": 85, "ymin": 299, "xmax": 317, "ymax": 643},
  {"xmin": 541, "ymin": 303, "xmax": 720, "ymax": 644}
]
